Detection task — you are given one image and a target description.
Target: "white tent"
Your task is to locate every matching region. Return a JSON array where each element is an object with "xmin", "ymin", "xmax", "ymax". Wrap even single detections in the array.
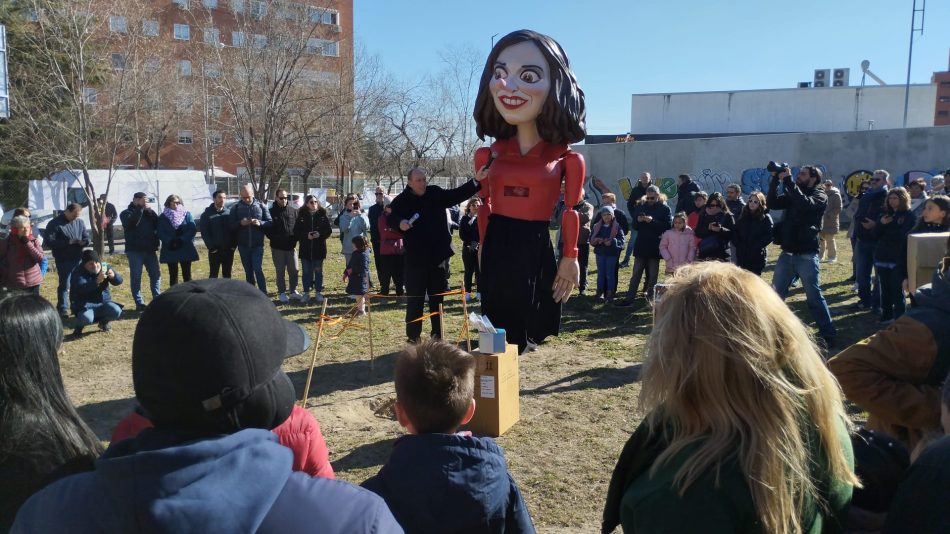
[{"xmin": 30, "ymin": 169, "xmax": 214, "ymax": 226}]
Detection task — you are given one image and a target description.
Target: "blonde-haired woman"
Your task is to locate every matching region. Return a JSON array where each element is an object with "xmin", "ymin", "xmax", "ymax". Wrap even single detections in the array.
[{"xmin": 603, "ymin": 262, "xmax": 858, "ymax": 534}]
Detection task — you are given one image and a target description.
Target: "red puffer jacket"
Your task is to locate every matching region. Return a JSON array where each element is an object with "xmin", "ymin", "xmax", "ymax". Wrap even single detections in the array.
[
  {"xmin": 110, "ymin": 404, "xmax": 335, "ymax": 479},
  {"xmin": 377, "ymin": 213, "xmax": 405, "ymax": 256},
  {"xmin": 0, "ymin": 235, "xmax": 44, "ymax": 289}
]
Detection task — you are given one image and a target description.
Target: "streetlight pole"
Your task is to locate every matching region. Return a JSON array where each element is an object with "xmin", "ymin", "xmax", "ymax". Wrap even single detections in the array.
[{"xmin": 902, "ymin": 0, "xmax": 926, "ymax": 128}]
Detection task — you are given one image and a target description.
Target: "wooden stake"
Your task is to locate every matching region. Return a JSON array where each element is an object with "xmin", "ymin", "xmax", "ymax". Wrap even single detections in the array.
[
  {"xmin": 367, "ymin": 296, "xmax": 375, "ymax": 372},
  {"xmin": 461, "ymin": 291, "xmax": 471, "ymax": 352},
  {"xmin": 438, "ymin": 303, "xmax": 445, "ymax": 342},
  {"xmin": 300, "ymin": 299, "xmax": 329, "ymax": 407}
]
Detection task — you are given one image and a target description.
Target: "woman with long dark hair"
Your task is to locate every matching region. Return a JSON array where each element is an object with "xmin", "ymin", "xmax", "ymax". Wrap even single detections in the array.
[
  {"xmin": 603, "ymin": 262, "xmax": 858, "ymax": 534},
  {"xmin": 458, "ymin": 197, "xmax": 481, "ymax": 299},
  {"xmin": 294, "ymin": 195, "xmax": 332, "ymax": 304},
  {"xmin": 0, "ymin": 292, "xmax": 102, "ymax": 529},
  {"xmin": 874, "ymin": 187, "xmax": 916, "ymax": 324},
  {"xmin": 733, "ymin": 192, "xmax": 774, "ymax": 275},
  {"xmin": 472, "ymin": 29, "xmax": 586, "ymax": 352},
  {"xmin": 693, "ymin": 192, "xmax": 735, "ymax": 262}
]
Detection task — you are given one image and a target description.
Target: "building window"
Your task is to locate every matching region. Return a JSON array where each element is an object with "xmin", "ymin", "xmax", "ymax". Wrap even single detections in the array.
[
  {"xmin": 209, "ymin": 131, "xmax": 223, "ymax": 146},
  {"xmin": 178, "ymin": 130, "xmax": 193, "ymax": 144},
  {"xmin": 111, "ymin": 53, "xmax": 126, "ymax": 70},
  {"xmin": 204, "ymin": 63, "xmax": 221, "ymax": 79},
  {"xmin": 234, "ymin": 133, "xmax": 245, "ymax": 147},
  {"xmin": 252, "ymin": 34, "xmax": 267, "ymax": 49},
  {"xmin": 231, "ymin": 0, "xmax": 245, "ymax": 13},
  {"xmin": 173, "ymin": 24, "xmax": 190, "ymax": 40},
  {"xmin": 142, "ymin": 20, "xmax": 159, "ymax": 37},
  {"xmin": 250, "ymin": 1, "xmax": 267, "ymax": 18},
  {"xmin": 231, "ymin": 31, "xmax": 246, "ymax": 47},
  {"xmin": 322, "ymin": 9, "xmax": 338, "ymax": 25},
  {"xmin": 939, "ymin": 110, "xmax": 950, "ymax": 117},
  {"xmin": 203, "ymin": 27, "xmax": 220, "ymax": 44},
  {"xmin": 178, "ymin": 59, "xmax": 192, "ymax": 76},
  {"xmin": 202, "ymin": 0, "xmax": 218, "ymax": 8},
  {"xmin": 177, "ymin": 97, "xmax": 194, "ymax": 113},
  {"xmin": 109, "ymin": 16, "xmax": 127, "ymax": 33},
  {"xmin": 145, "ymin": 56, "xmax": 160, "ymax": 73},
  {"xmin": 939, "ymin": 96, "xmax": 950, "ymax": 103},
  {"xmin": 82, "ymin": 88, "xmax": 98, "ymax": 104},
  {"xmin": 173, "ymin": 0, "xmax": 189, "ymax": 8},
  {"xmin": 323, "ymin": 41, "xmax": 339, "ymax": 57},
  {"xmin": 306, "ymin": 37, "xmax": 322, "ymax": 55},
  {"xmin": 207, "ymin": 95, "xmax": 222, "ymax": 115},
  {"xmin": 941, "ymin": 81, "xmax": 950, "ymax": 87}
]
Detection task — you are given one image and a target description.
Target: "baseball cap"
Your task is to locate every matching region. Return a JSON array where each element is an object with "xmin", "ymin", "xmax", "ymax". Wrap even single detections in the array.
[{"xmin": 133, "ymin": 278, "xmax": 310, "ymax": 434}]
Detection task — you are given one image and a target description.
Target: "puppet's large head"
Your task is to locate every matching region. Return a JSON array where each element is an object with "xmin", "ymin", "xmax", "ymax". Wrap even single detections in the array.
[{"xmin": 474, "ymin": 29, "xmax": 585, "ymax": 145}]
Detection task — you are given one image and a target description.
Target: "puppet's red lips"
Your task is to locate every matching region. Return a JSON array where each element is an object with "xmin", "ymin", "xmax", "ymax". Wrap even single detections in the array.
[{"xmin": 499, "ymin": 95, "xmax": 528, "ymax": 109}]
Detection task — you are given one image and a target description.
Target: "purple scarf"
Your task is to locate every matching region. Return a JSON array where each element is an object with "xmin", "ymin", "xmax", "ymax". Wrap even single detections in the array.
[{"xmin": 163, "ymin": 207, "xmax": 187, "ymax": 229}]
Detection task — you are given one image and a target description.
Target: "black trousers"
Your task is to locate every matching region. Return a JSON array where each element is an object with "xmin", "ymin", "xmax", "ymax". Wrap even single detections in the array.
[
  {"xmin": 577, "ymin": 242, "xmax": 590, "ymax": 291},
  {"xmin": 105, "ymin": 224, "xmax": 115, "ymax": 253},
  {"xmin": 404, "ymin": 255, "xmax": 450, "ymax": 341},
  {"xmin": 378, "ymin": 254, "xmax": 405, "ymax": 296},
  {"xmin": 167, "ymin": 261, "xmax": 192, "ymax": 286},
  {"xmin": 462, "ymin": 246, "xmax": 480, "ymax": 293},
  {"xmin": 208, "ymin": 248, "xmax": 235, "ymax": 279}
]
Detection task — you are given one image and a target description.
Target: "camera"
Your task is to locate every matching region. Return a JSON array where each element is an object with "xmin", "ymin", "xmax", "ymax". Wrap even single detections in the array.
[{"xmin": 766, "ymin": 161, "xmax": 790, "ymax": 174}]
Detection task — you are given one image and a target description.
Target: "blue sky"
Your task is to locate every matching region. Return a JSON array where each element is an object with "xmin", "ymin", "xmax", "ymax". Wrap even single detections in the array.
[{"xmin": 354, "ymin": 0, "xmax": 950, "ymax": 135}]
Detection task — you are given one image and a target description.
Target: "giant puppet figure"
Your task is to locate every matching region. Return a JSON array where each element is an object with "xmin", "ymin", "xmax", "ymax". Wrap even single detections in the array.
[{"xmin": 473, "ymin": 29, "xmax": 586, "ymax": 353}]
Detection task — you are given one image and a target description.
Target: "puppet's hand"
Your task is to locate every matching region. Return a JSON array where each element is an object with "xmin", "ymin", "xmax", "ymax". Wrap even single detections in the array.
[{"xmin": 552, "ymin": 257, "xmax": 579, "ymax": 303}]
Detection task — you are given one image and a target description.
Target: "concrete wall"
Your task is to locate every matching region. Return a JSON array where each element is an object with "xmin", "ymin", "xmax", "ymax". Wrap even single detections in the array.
[
  {"xmin": 572, "ymin": 126, "xmax": 950, "ymax": 211},
  {"xmin": 631, "ymin": 85, "xmax": 937, "ymax": 135}
]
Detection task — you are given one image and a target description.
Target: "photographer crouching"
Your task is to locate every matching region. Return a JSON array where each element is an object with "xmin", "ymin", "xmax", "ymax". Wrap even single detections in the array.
[{"xmin": 766, "ymin": 162, "xmax": 837, "ymax": 351}]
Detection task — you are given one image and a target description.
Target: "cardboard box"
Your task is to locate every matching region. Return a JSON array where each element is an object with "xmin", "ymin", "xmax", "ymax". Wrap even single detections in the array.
[
  {"xmin": 467, "ymin": 342, "xmax": 520, "ymax": 437},
  {"xmin": 908, "ymin": 232, "xmax": 949, "ymax": 291},
  {"xmin": 478, "ymin": 330, "xmax": 506, "ymax": 354}
]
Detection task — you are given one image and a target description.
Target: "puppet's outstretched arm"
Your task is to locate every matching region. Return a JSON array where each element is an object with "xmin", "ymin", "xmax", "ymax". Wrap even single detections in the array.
[{"xmin": 559, "ymin": 151, "xmax": 585, "ymax": 259}]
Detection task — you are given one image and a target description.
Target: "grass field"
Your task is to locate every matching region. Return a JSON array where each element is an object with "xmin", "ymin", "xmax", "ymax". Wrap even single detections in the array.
[{"xmin": 48, "ymin": 231, "xmax": 877, "ymax": 531}]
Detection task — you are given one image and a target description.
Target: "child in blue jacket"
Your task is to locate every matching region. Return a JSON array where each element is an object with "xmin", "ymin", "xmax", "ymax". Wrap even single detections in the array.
[
  {"xmin": 344, "ymin": 235, "xmax": 370, "ymax": 315},
  {"xmin": 589, "ymin": 206, "xmax": 625, "ymax": 302},
  {"xmin": 362, "ymin": 340, "xmax": 535, "ymax": 533}
]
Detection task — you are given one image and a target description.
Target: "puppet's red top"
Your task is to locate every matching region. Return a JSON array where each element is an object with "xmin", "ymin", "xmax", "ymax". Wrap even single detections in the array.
[{"xmin": 475, "ymin": 138, "xmax": 585, "ymax": 259}]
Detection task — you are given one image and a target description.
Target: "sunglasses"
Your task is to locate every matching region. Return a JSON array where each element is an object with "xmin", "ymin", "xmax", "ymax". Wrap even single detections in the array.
[
  {"xmin": 645, "ymin": 196, "xmax": 658, "ymax": 201},
  {"xmin": 749, "ymin": 199, "xmax": 761, "ymax": 204},
  {"xmin": 707, "ymin": 203, "xmax": 721, "ymax": 208}
]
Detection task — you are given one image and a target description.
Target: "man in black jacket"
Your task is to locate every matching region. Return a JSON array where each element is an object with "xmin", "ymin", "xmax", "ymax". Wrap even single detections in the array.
[
  {"xmin": 45, "ymin": 203, "xmax": 91, "ymax": 316},
  {"xmin": 675, "ymin": 174, "xmax": 701, "ymax": 215},
  {"xmin": 621, "ymin": 172, "xmax": 652, "ymax": 268},
  {"xmin": 121, "ymin": 192, "xmax": 162, "ymax": 310},
  {"xmin": 387, "ymin": 168, "xmax": 483, "ymax": 342},
  {"xmin": 852, "ymin": 169, "xmax": 890, "ymax": 312},
  {"xmin": 98, "ymin": 194, "xmax": 118, "ymax": 254},
  {"xmin": 767, "ymin": 165, "xmax": 836, "ymax": 348},
  {"xmin": 199, "ymin": 190, "xmax": 236, "ymax": 279},
  {"xmin": 268, "ymin": 189, "xmax": 299, "ymax": 303},
  {"xmin": 367, "ymin": 186, "xmax": 386, "ymax": 291}
]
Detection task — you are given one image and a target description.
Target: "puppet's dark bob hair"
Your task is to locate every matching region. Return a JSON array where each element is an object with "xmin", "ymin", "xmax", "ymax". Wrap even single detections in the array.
[{"xmin": 473, "ymin": 29, "xmax": 586, "ymax": 145}]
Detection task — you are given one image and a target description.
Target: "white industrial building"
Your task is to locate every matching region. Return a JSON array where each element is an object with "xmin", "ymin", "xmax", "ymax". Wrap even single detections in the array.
[{"xmin": 631, "ymin": 84, "xmax": 938, "ymax": 135}]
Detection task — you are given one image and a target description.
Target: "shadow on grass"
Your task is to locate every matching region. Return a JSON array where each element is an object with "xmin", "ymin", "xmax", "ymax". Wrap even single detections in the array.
[
  {"xmin": 288, "ymin": 350, "xmax": 399, "ymax": 401},
  {"xmin": 77, "ymin": 396, "xmax": 138, "ymax": 442},
  {"xmin": 332, "ymin": 436, "xmax": 397, "ymax": 472},
  {"xmin": 524, "ymin": 363, "xmax": 643, "ymax": 396}
]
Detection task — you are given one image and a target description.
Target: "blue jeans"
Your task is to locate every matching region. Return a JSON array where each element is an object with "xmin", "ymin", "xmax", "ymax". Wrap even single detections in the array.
[
  {"xmin": 238, "ymin": 245, "xmax": 267, "ymax": 293},
  {"xmin": 75, "ymin": 301, "xmax": 122, "ymax": 326},
  {"xmin": 854, "ymin": 240, "xmax": 879, "ymax": 308},
  {"xmin": 773, "ymin": 252, "xmax": 836, "ymax": 340},
  {"xmin": 301, "ymin": 258, "xmax": 324, "ymax": 293},
  {"xmin": 622, "ymin": 229, "xmax": 638, "ymax": 263},
  {"xmin": 55, "ymin": 257, "xmax": 81, "ymax": 313},
  {"xmin": 596, "ymin": 254, "xmax": 619, "ymax": 297},
  {"xmin": 127, "ymin": 250, "xmax": 161, "ymax": 305}
]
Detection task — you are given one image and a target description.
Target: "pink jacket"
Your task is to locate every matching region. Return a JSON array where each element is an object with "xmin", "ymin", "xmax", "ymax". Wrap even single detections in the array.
[
  {"xmin": 659, "ymin": 227, "xmax": 696, "ymax": 272},
  {"xmin": 0, "ymin": 235, "xmax": 44, "ymax": 289},
  {"xmin": 110, "ymin": 404, "xmax": 335, "ymax": 479}
]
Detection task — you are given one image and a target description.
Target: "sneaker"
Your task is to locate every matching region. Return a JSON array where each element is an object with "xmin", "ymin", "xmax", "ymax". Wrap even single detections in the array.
[
  {"xmin": 278, "ymin": 293, "xmax": 290, "ymax": 304},
  {"xmin": 299, "ymin": 292, "xmax": 310, "ymax": 304},
  {"xmin": 850, "ymin": 302, "xmax": 871, "ymax": 311},
  {"xmin": 613, "ymin": 298, "xmax": 635, "ymax": 308},
  {"xmin": 826, "ymin": 258, "xmax": 838, "ymax": 264},
  {"xmin": 315, "ymin": 292, "xmax": 324, "ymax": 303},
  {"xmin": 99, "ymin": 321, "xmax": 112, "ymax": 332},
  {"xmin": 71, "ymin": 326, "xmax": 84, "ymax": 337},
  {"xmin": 289, "ymin": 290, "xmax": 302, "ymax": 301},
  {"xmin": 524, "ymin": 338, "xmax": 539, "ymax": 352},
  {"xmin": 406, "ymin": 337, "xmax": 420, "ymax": 344}
]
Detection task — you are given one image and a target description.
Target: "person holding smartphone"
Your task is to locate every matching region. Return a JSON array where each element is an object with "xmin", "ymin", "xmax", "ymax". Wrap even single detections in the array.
[
  {"xmin": 294, "ymin": 195, "xmax": 332, "ymax": 303},
  {"xmin": 852, "ymin": 170, "xmax": 891, "ymax": 313},
  {"xmin": 0, "ymin": 215, "xmax": 45, "ymax": 292}
]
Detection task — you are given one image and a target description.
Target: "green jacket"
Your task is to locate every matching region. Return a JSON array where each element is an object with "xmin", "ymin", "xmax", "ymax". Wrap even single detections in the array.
[{"xmin": 603, "ymin": 413, "xmax": 854, "ymax": 533}]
